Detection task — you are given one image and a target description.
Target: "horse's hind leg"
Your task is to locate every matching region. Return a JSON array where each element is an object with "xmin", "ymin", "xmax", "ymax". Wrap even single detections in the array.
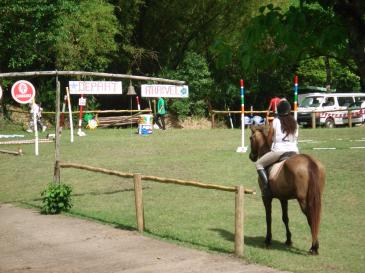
[
  {"xmin": 306, "ymin": 214, "xmax": 319, "ymax": 255},
  {"xmin": 298, "ymin": 199, "xmax": 319, "ymax": 255},
  {"xmin": 280, "ymin": 199, "xmax": 292, "ymax": 246},
  {"xmin": 263, "ymin": 197, "xmax": 272, "ymax": 247}
]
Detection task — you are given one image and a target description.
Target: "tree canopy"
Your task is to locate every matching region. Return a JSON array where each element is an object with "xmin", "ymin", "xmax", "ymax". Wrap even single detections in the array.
[{"xmin": 0, "ymin": 0, "xmax": 363, "ymax": 115}]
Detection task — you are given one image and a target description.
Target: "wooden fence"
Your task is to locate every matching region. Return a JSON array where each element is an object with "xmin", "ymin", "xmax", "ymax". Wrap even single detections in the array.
[
  {"xmin": 211, "ymin": 108, "xmax": 363, "ymax": 128},
  {"xmin": 58, "ymin": 161, "xmax": 255, "ymax": 257}
]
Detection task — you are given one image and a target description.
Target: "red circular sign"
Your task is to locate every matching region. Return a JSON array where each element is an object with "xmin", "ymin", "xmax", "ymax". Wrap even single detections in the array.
[{"xmin": 11, "ymin": 80, "xmax": 36, "ymax": 104}]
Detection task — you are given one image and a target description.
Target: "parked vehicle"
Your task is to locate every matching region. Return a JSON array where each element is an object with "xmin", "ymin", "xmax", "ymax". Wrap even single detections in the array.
[{"xmin": 297, "ymin": 93, "xmax": 365, "ymax": 128}]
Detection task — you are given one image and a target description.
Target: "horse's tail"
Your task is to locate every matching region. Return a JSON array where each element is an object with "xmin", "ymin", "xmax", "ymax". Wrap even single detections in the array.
[{"xmin": 303, "ymin": 154, "xmax": 324, "ymax": 241}]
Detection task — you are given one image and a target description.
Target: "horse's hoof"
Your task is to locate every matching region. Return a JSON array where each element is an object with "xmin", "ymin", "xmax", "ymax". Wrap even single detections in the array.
[
  {"xmin": 285, "ymin": 240, "xmax": 293, "ymax": 247},
  {"xmin": 309, "ymin": 248, "xmax": 319, "ymax": 255}
]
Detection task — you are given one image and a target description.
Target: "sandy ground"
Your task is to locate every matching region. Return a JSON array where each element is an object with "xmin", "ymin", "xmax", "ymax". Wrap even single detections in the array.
[{"xmin": 0, "ymin": 203, "xmax": 291, "ymax": 273}]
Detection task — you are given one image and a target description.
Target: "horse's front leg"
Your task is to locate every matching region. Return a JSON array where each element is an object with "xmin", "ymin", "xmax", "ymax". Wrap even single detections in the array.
[
  {"xmin": 263, "ymin": 197, "xmax": 272, "ymax": 247},
  {"xmin": 280, "ymin": 199, "xmax": 292, "ymax": 246}
]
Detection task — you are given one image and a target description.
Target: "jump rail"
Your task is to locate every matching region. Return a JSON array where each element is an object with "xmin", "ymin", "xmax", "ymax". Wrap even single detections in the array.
[
  {"xmin": 0, "ymin": 148, "xmax": 23, "ymax": 156},
  {"xmin": 211, "ymin": 110, "xmax": 269, "ymax": 128},
  {"xmin": 58, "ymin": 161, "xmax": 255, "ymax": 257}
]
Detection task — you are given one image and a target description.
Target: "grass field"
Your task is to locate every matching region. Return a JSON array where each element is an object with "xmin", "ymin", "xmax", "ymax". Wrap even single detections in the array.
[{"xmin": 1, "ymin": 123, "xmax": 364, "ymax": 273}]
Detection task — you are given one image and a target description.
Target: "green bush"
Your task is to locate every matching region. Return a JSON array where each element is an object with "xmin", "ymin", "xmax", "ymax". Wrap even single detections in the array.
[
  {"xmin": 192, "ymin": 100, "xmax": 207, "ymax": 117},
  {"xmin": 169, "ymin": 99, "xmax": 191, "ymax": 119},
  {"xmin": 40, "ymin": 183, "xmax": 73, "ymax": 214}
]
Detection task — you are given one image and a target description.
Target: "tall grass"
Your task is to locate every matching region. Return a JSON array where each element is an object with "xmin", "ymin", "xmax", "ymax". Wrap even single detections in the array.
[{"xmin": 0, "ymin": 126, "xmax": 364, "ymax": 273}]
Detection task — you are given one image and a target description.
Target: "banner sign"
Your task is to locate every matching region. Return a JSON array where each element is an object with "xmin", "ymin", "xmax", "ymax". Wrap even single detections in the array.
[
  {"xmin": 141, "ymin": 84, "xmax": 189, "ymax": 98},
  {"xmin": 69, "ymin": 81, "xmax": 122, "ymax": 95},
  {"xmin": 11, "ymin": 80, "xmax": 36, "ymax": 104}
]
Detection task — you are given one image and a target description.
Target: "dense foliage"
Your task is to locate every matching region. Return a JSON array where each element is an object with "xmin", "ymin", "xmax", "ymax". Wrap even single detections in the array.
[
  {"xmin": 0, "ymin": 0, "xmax": 363, "ymax": 118},
  {"xmin": 40, "ymin": 183, "xmax": 73, "ymax": 214}
]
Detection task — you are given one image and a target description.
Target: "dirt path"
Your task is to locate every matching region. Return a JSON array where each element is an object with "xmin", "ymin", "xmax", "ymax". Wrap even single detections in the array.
[{"xmin": 0, "ymin": 204, "xmax": 290, "ymax": 273}]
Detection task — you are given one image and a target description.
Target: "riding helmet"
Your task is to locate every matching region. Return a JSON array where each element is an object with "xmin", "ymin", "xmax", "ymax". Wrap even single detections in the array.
[{"xmin": 277, "ymin": 99, "xmax": 291, "ymax": 116}]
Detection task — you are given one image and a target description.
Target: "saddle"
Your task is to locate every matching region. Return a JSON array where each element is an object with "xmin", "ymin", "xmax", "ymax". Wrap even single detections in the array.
[{"xmin": 265, "ymin": 152, "xmax": 297, "ymax": 182}]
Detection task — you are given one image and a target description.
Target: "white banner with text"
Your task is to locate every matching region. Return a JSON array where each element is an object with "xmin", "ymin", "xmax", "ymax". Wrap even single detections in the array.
[
  {"xmin": 69, "ymin": 81, "xmax": 123, "ymax": 95},
  {"xmin": 141, "ymin": 84, "xmax": 189, "ymax": 98}
]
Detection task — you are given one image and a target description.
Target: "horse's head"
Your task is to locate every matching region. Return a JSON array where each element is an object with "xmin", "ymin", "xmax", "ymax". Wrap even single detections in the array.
[{"xmin": 249, "ymin": 125, "xmax": 270, "ymax": 162}]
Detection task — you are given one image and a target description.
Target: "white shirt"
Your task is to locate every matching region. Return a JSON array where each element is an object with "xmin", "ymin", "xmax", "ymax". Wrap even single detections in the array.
[
  {"xmin": 30, "ymin": 104, "xmax": 42, "ymax": 118},
  {"xmin": 271, "ymin": 118, "xmax": 299, "ymax": 152}
]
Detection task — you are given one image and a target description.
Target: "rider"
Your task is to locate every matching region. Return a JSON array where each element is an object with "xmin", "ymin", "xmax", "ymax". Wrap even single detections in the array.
[{"xmin": 255, "ymin": 99, "xmax": 299, "ymax": 197}]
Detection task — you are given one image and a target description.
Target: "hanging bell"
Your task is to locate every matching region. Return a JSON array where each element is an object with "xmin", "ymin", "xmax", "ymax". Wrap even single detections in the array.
[{"xmin": 127, "ymin": 81, "xmax": 136, "ymax": 96}]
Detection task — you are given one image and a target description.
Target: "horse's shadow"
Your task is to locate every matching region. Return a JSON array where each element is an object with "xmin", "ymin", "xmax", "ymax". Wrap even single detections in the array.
[{"xmin": 210, "ymin": 228, "xmax": 308, "ymax": 256}]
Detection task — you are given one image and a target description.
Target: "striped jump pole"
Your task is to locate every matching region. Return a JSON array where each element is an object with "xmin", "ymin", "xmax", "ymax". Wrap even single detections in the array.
[
  {"xmin": 66, "ymin": 88, "xmax": 74, "ymax": 143},
  {"xmin": 32, "ymin": 98, "xmax": 39, "ymax": 156},
  {"xmin": 294, "ymin": 75, "xmax": 298, "ymax": 120},
  {"xmin": 236, "ymin": 79, "xmax": 247, "ymax": 153},
  {"xmin": 77, "ymin": 94, "xmax": 86, "ymax": 136}
]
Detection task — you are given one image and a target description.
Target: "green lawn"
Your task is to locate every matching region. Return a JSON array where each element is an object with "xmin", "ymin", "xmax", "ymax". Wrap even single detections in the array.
[{"xmin": 1, "ymin": 124, "xmax": 364, "ymax": 273}]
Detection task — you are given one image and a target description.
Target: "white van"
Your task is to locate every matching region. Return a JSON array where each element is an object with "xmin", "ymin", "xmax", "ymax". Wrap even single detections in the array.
[{"xmin": 297, "ymin": 92, "xmax": 365, "ymax": 128}]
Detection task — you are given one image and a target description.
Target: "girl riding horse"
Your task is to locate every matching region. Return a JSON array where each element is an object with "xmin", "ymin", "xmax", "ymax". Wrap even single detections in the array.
[{"xmin": 249, "ymin": 99, "xmax": 325, "ymax": 254}]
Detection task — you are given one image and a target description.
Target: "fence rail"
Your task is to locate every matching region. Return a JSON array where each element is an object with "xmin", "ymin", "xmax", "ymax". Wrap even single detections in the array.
[
  {"xmin": 58, "ymin": 161, "xmax": 255, "ymax": 256},
  {"xmin": 0, "ymin": 70, "xmax": 185, "ymax": 85},
  {"xmin": 7, "ymin": 108, "xmax": 152, "ymax": 115},
  {"xmin": 211, "ymin": 108, "xmax": 364, "ymax": 128}
]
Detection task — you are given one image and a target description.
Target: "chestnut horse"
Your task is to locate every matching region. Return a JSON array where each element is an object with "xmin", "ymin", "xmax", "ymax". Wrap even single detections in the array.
[{"xmin": 249, "ymin": 126, "xmax": 325, "ymax": 254}]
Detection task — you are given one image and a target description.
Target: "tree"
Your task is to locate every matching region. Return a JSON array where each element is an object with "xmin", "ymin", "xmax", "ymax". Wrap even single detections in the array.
[
  {"xmin": 159, "ymin": 52, "xmax": 214, "ymax": 119},
  {"xmin": 132, "ymin": 0, "xmax": 266, "ymax": 73},
  {"xmin": 297, "ymin": 58, "xmax": 361, "ymax": 91},
  {"xmin": 0, "ymin": 0, "xmax": 63, "ymax": 71},
  {"xmin": 54, "ymin": 0, "xmax": 119, "ymax": 71},
  {"xmin": 311, "ymin": 0, "xmax": 365, "ymax": 90},
  {"xmin": 236, "ymin": 1, "xmax": 364, "ymax": 92}
]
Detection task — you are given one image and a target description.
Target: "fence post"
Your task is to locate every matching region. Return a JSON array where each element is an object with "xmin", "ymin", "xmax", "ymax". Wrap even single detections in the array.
[
  {"xmin": 133, "ymin": 173, "xmax": 144, "ymax": 232},
  {"xmin": 53, "ymin": 78, "xmax": 61, "ymax": 183},
  {"xmin": 211, "ymin": 113, "xmax": 215, "ymax": 128},
  {"xmin": 311, "ymin": 112, "xmax": 316, "ymax": 129},
  {"xmin": 234, "ymin": 185, "xmax": 244, "ymax": 257},
  {"xmin": 348, "ymin": 109, "xmax": 352, "ymax": 127}
]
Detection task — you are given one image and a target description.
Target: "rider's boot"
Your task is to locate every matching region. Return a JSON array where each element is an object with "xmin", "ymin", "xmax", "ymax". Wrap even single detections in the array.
[{"xmin": 257, "ymin": 169, "xmax": 272, "ymax": 198}]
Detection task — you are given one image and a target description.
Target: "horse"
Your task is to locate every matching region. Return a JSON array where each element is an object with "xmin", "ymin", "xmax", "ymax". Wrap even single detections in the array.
[{"xmin": 248, "ymin": 125, "xmax": 325, "ymax": 255}]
